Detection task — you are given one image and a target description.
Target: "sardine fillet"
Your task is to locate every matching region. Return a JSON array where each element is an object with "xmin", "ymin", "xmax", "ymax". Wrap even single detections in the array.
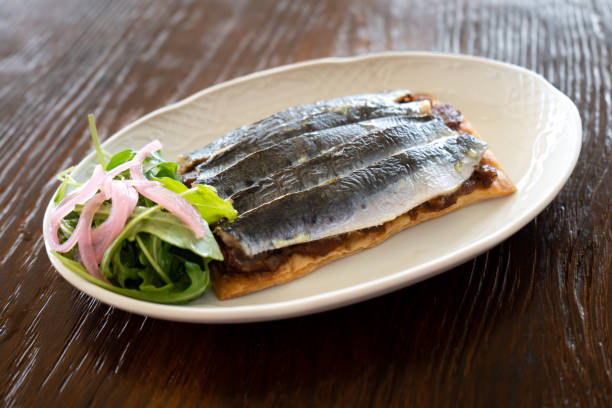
[
  {"xmin": 209, "ymin": 96, "xmax": 516, "ymax": 300},
  {"xmin": 212, "ymin": 150, "xmax": 514, "ymax": 299}
]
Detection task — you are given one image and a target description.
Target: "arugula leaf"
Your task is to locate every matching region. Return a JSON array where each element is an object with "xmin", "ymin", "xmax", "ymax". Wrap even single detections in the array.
[
  {"xmin": 103, "ymin": 144, "xmax": 170, "ymax": 176},
  {"xmin": 135, "ymin": 234, "xmax": 173, "ymax": 284},
  {"xmin": 126, "ymin": 210, "xmax": 223, "ymax": 260},
  {"xmin": 88, "ymin": 114, "xmax": 111, "ymax": 167},
  {"xmin": 154, "ymin": 177, "xmax": 237, "ymax": 223},
  {"xmin": 65, "ymin": 184, "xmax": 225, "ymax": 304},
  {"xmin": 100, "ymin": 205, "xmax": 222, "ymax": 280},
  {"xmin": 154, "ymin": 176, "xmax": 187, "ymax": 193},
  {"xmin": 142, "ymin": 151, "xmax": 165, "ymax": 174},
  {"xmin": 53, "ymin": 251, "xmax": 210, "ymax": 304},
  {"xmin": 54, "ymin": 178, "xmax": 70, "ymax": 205},
  {"xmin": 111, "ymin": 244, "xmax": 142, "ymax": 287},
  {"xmin": 98, "ymin": 207, "xmax": 220, "ymax": 303},
  {"xmin": 184, "ymin": 185, "xmax": 237, "ymax": 223},
  {"xmin": 53, "ymin": 166, "xmax": 79, "ymax": 204},
  {"xmin": 147, "ymin": 162, "xmax": 180, "ymax": 180},
  {"xmin": 52, "ymin": 115, "xmax": 237, "ymax": 304},
  {"xmin": 106, "ymin": 149, "xmax": 136, "ymax": 171}
]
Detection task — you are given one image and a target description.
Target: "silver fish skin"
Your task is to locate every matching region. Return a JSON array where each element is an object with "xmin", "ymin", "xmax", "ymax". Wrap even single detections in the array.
[
  {"xmin": 177, "ymin": 90, "xmax": 416, "ymax": 172},
  {"xmin": 217, "ymin": 134, "xmax": 487, "ymax": 257},
  {"xmin": 228, "ymin": 115, "xmax": 456, "ymax": 213},
  {"xmin": 193, "ymin": 100, "xmax": 431, "ymax": 180},
  {"xmin": 195, "ymin": 115, "xmax": 430, "ymax": 199}
]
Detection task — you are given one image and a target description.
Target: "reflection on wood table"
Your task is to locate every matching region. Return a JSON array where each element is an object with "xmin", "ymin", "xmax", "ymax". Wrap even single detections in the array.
[{"xmin": 1, "ymin": 0, "xmax": 610, "ymax": 406}]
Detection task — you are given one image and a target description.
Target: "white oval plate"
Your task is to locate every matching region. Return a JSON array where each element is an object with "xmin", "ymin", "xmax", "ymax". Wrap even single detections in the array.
[{"xmin": 43, "ymin": 52, "xmax": 581, "ymax": 323}]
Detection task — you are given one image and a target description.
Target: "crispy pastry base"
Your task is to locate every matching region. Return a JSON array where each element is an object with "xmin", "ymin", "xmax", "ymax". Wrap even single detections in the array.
[{"xmin": 211, "ymin": 100, "xmax": 516, "ymax": 300}]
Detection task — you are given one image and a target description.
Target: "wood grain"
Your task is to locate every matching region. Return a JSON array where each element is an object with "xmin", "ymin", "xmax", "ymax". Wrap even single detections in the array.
[{"xmin": 1, "ymin": 0, "xmax": 611, "ymax": 406}]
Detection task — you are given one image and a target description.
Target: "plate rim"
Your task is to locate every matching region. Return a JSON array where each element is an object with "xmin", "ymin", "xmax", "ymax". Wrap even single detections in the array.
[{"xmin": 43, "ymin": 51, "xmax": 582, "ymax": 323}]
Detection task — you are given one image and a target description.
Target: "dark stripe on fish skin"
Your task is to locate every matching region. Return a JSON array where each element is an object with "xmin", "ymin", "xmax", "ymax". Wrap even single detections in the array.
[
  {"xmin": 193, "ymin": 101, "xmax": 430, "ymax": 180},
  {"xmin": 194, "ymin": 123, "xmax": 371, "ymax": 196},
  {"xmin": 195, "ymin": 115, "xmax": 429, "ymax": 198},
  {"xmin": 229, "ymin": 115, "xmax": 456, "ymax": 213},
  {"xmin": 217, "ymin": 134, "xmax": 487, "ymax": 257},
  {"xmin": 177, "ymin": 90, "xmax": 415, "ymax": 172}
]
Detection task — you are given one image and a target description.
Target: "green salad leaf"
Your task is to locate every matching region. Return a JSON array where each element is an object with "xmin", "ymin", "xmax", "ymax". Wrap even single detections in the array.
[
  {"xmin": 88, "ymin": 114, "xmax": 111, "ymax": 167},
  {"xmin": 53, "ymin": 166, "xmax": 79, "ymax": 204},
  {"xmin": 105, "ymin": 149, "xmax": 136, "ymax": 170},
  {"xmin": 53, "ymin": 251, "xmax": 210, "ymax": 304},
  {"xmin": 154, "ymin": 177, "xmax": 237, "ymax": 223},
  {"xmin": 97, "ymin": 205, "xmax": 220, "ymax": 303},
  {"xmin": 148, "ymin": 162, "xmax": 180, "ymax": 180},
  {"xmin": 58, "ymin": 198, "xmax": 223, "ymax": 304},
  {"xmin": 124, "ymin": 209, "xmax": 223, "ymax": 261},
  {"xmin": 51, "ymin": 115, "xmax": 236, "ymax": 304}
]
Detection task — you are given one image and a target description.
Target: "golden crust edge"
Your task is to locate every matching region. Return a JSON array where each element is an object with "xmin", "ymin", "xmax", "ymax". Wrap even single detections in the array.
[{"xmin": 212, "ymin": 98, "xmax": 517, "ymax": 300}]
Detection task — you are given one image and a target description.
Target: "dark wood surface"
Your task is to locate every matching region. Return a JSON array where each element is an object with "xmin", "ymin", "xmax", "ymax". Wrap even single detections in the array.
[{"xmin": 1, "ymin": 0, "xmax": 611, "ymax": 406}]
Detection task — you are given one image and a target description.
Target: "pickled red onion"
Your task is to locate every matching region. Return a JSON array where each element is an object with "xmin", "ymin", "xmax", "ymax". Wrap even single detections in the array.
[
  {"xmin": 91, "ymin": 181, "xmax": 139, "ymax": 263},
  {"xmin": 103, "ymin": 140, "xmax": 162, "ymax": 181},
  {"xmin": 47, "ymin": 139, "xmax": 208, "ymax": 279},
  {"xmin": 76, "ymin": 192, "xmax": 108, "ymax": 281},
  {"xmin": 134, "ymin": 184, "xmax": 207, "ymax": 238},
  {"xmin": 48, "ymin": 165, "xmax": 106, "ymax": 252},
  {"xmin": 129, "ymin": 142, "xmax": 207, "ymax": 238}
]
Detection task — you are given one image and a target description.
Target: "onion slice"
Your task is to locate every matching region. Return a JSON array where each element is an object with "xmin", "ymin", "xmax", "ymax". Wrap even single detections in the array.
[
  {"xmin": 136, "ymin": 184, "xmax": 208, "ymax": 238},
  {"xmin": 104, "ymin": 140, "xmax": 163, "ymax": 181},
  {"xmin": 91, "ymin": 181, "xmax": 139, "ymax": 263},
  {"xmin": 77, "ymin": 192, "xmax": 109, "ymax": 281},
  {"xmin": 48, "ymin": 165, "xmax": 106, "ymax": 252},
  {"xmin": 47, "ymin": 139, "xmax": 209, "ymax": 280},
  {"xmin": 130, "ymin": 141, "xmax": 207, "ymax": 238}
]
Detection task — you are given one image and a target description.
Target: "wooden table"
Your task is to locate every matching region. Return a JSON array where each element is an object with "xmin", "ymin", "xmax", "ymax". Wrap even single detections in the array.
[{"xmin": 1, "ymin": 0, "xmax": 611, "ymax": 406}]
